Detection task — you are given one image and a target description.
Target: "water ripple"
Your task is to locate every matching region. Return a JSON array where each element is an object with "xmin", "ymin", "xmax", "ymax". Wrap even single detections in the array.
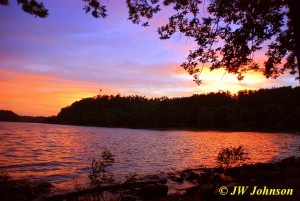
[{"xmin": 0, "ymin": 122, "xmax": 300, "ymax": 193}]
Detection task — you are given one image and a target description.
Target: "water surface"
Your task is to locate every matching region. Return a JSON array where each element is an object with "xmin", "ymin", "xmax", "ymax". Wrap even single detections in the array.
[{"xmin": 0, "ymin": 122, "xmax": 299, "ymax": 192}]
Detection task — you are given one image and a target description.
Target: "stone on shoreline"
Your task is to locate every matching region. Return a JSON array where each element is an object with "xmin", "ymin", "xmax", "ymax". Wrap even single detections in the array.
[
  {"xmin": 138, "ymin": 184, "xmax": 168, "ymax": 199},
  {"xmin": 185, "ymin": 171, "xmax": 199, "ymax": 181},
  {"xmin": 0, "ymin": 179, "xmax": 53, "ymax": 201}
]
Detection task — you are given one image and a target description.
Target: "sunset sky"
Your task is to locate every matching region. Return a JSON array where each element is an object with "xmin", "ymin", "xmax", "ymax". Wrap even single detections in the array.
[{"xmin": 0, "ymin": 0, "xmax": 298, "ymax": 116}]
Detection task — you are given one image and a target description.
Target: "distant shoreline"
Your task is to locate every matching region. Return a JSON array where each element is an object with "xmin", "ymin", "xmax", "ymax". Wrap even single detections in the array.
[
  {"xmin": 2, "ymin": 120, "xmax": 300, "ymax": 136},
  {"xmin": 2, "ymin": 87, "xmax": 300, "ymax": 132}
]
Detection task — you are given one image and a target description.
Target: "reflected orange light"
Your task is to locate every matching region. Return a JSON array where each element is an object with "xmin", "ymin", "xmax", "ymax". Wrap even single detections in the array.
[{"xmin": 174, "ymin": 131, "xmax": 294, "ymax": 169}]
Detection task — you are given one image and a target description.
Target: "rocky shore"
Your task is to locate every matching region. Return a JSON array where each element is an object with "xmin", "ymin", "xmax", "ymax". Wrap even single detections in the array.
[
  {"xmin": 1, "ymin": 156, "xmax": 299, "ymax": 201},
  {"xmin": 159, "ymin": 156, "xmax": 300, "ymax": 201}
]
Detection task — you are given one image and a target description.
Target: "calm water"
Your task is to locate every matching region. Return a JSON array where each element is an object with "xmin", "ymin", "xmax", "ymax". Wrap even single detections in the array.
[{"xmin": 0, "ymin": 122, "xmax": 300, "ymax": 193}]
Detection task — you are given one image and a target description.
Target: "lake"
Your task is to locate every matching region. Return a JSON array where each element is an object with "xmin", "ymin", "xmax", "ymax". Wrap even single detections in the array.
[{"xmin": 0, "ymin": 122, "xmax": 300, "ymax": 193}]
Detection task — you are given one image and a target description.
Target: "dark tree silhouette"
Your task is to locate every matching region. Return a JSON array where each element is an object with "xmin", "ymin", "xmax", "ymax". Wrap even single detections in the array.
[
  {"xmin": 2, "ymin": 87, "xmax": 300, "ymax": 131},
  {"xmin": 0, "ymin": 0, "xmax": 48, "ymax": 18},
  {"xmin": 48, "ymin": 87, "xmax": 300, "ymax": 131},
  {"xmin": 125, "ymin": 0, "xmax": 300, "ymax": 83},
  {"xmin": 0, "ymin": 110, "xmax": 20, "ymax": 122},
  {"xmin": 1, "ymin": 0, "xmax": 299, "ymax": 83}
]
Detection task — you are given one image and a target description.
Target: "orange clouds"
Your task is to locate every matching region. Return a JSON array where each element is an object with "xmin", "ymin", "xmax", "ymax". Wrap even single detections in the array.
[{"xmin": 0, "ymin": 69, "xmax": 109, "ymax": 116}]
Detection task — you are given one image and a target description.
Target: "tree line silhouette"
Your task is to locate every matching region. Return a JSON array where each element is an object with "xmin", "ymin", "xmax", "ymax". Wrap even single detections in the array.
[
  {"xmin": 0, "ymin": 110, "xmax": 20, "ymax": 122},
  {"xmin": 1, "ymin": 86, "xmax": 299, "ymax": 131},
  {"xmin": 0, "ymin": 110, "xmax": 46, "ymax": 123},
  {"xmin": 47, "ymin": 86, "xmax": 300, "ymax": 131}
]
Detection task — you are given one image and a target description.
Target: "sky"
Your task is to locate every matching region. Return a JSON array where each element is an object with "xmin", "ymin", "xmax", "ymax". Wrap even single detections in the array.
[{"xmin": 0, "ymin": 0, "xmax": 298, "ymax": 116}]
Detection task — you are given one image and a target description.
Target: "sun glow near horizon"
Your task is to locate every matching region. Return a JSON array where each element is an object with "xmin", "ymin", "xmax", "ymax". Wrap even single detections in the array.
[{"xmin": 1, "ymin": 67, "xmax": 296, "ymax": 116}]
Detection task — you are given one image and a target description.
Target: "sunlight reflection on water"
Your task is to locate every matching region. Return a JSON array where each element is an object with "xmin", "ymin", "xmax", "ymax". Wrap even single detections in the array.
[{"xmin": 0, "ymin": 122, "xmax": 300, "ymax": 193}]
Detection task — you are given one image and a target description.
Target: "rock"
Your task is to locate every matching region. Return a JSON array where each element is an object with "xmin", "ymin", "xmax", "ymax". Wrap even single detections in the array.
[
  {"xmin": 139, "ymin": 174, "xmax": 167, "ymax": 185},
  {"xmin": 180, "ymin": 169, "xmax": 192, "ymax": 178},
  {"xmin": 36, "ymin": 182, "xmax": 54, "ymax": 190},
  {"xmin": 15, "ymin": 195, "xmax": 28, "ymax": 201},
  {"xmin": 214, "ymin": 167, "xmax": 224, "ymax": 174},
  {"xmin": 236, "ymin": 164, "xmax": 255, "ymax": 179},
  {"xmin": 254, "ymin": 162, "xmax": 270, "ymax": 170},
  {"xmin": 281, "ymin": 156, "xmax": 296, "ymax": 165},
  {"xmin": 138, "ymin": 184, "xmax": 168, "ymax": 199},
  {"xmin": 202, "ymin": 168, "xmax": 212, "ymax": 173},
  {"xmin": 200, "ymin": 183, "xmax": 217, "ymax": 201},
  {"xmin": 199, "ymin": 172, "xmax": 211, "ymax": 183},
  {"xmin": 0, "ymin": 179, "xmax": 37, "ymax": 201},
  {"xmin": 283, "ymin": 166, "xmax": 300, "ymax": 177},
  {"xmin": 121, "ymin": 195, "xmax": 138, "ymax": 201},
  {"xmin": 168, "ymin": 172, "xmax": 184, "ymax": 182},
  {"xmin": 199, "ymin": 183, "xmax": 215, "ymax": 194},
  {"xmin": 158, "ymin": 178, "xmax": 167, "ymax": 184},
  {"xmin": 272, "ymin": 163, "xmax": 282, "ymax": 171},
  {"xmin": 185, "ymin": 171, "xmax": 199, "ymax": 181},
  {"xmin": 241, "ymin": 163, "xmax": 253, "ymax": 169},
  {"xmin": 185, "ymin": 185, "xmax": 200, "ymax": 195},
  {"xmin": 143, "ymin": 174, "xmax": 161, "ymax": 181},
  {"xmin": 167, "ymin": 172, "xmax": 175, "ymax": 177},
  {"xmin": 261, "ymin": 170, "xmax": 281, "ymax": 178},
  {"xmin": 237, "ymin": 168, "xmax": 250, "ymax": 179},
  {"xmin": 170, "ymin": 176, "xmax": 184, "ymax": 183},
  {"xmin": 220, "ymin": 173, "xmax": 234, "ymax": 182},
  {"xmin": 16, "ymin": 185, "xmax": 34, "ymax": 199},
  {"xmin": 211, "ymin": 174, "xmax": 222, "ymax": 184},
  {"xmin": 226, "ymin": 167, "xmax": 240, "ymax": 178},
  {"xmin": 182, "ymin": 169, "xmax": 192, "ymax": 174}
]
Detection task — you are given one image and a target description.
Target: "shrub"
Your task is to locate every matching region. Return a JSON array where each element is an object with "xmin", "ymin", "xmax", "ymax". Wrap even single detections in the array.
[
  {"xmin": 89, "ymin": 148, "xmax": 115, "ymax": 187},
  {"xmin": 216, "ymin": 146, "xmax": 250, "ymax": 168},
  {"xmin": 0, "ymin": 171, "xmax": 10, "ymax": 183},
  {"xmin": 124, "ymin": 173, "xmax": 138, "ymax": 185}
]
